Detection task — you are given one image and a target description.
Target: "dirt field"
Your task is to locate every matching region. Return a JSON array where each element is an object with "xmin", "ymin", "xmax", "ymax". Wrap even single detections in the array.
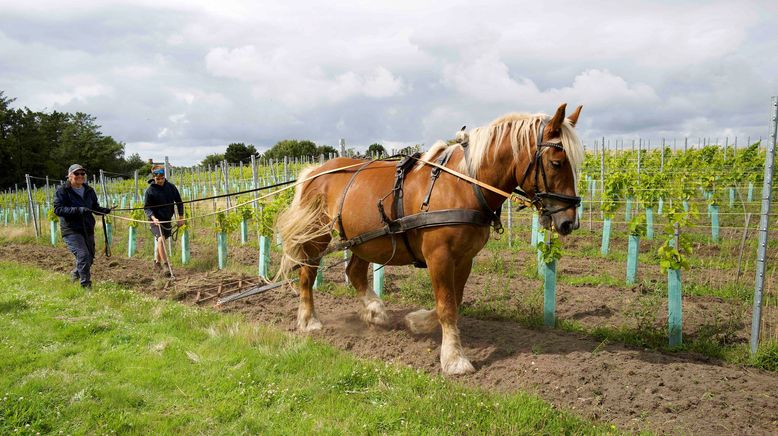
[{"xmin": 2, "ymin": 241, "xmax": 776, "ymax": 435}]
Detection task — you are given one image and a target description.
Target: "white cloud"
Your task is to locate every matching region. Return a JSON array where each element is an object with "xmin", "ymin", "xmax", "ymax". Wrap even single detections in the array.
[{"xmin": 0, "ymin": 0, "xmax": 776, "ymax": 165}]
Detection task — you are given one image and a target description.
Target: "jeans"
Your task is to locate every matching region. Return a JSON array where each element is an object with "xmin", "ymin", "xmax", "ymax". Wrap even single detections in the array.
[{"xmin": 62, "ymin": 233, "xmax": 95, "ymax": 287}]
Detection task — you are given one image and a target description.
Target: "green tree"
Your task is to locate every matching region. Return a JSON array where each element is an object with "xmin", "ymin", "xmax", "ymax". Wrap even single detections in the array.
[
  {"xmin": 224, "ymin": 142, "xmax": 258, "ymax": 164},
  {"xmin": 315, "ymin": 145, "xmax": 338, "ymax": 157},
  {"xmin": 201, "ymin": 153, "xmax": 225, "ymax": 167},
  {"xmin": 366, "ymin": 143, "xmax": 386, "ymax": 157},
  {"xmin": 262, "ymin": 139, "xmax": 317, "ymax": 160}
]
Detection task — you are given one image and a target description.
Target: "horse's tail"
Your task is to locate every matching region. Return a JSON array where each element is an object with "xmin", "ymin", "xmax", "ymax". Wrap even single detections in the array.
[{"xmin": 275, "ymin": 166, "xmax": 331, "ymax": 282}]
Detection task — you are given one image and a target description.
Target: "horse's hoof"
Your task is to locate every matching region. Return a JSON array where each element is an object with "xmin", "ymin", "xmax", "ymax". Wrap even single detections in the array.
[
  {"xmin": 442, "ymin": 356, "xmax": 475, "ymax": 375},
  {"xmin": 362, "ymin": 300, "xmax": 390, "ymax": 327},
  {"xmin": 405, "ymin": 309, "xmax": 438, "ymax": 334},
  {"xmin": 297, "ymin": 317, "xmax": 322, "ymax": 332}
]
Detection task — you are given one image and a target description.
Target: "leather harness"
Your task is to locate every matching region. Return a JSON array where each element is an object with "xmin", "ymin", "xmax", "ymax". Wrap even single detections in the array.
[{"xmin": 334, "ymin": 148, "xmax": 498, "ymax": 269}]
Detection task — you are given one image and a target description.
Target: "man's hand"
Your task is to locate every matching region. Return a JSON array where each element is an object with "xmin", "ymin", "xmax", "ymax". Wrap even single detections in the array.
[
  {"xmin": 151, "ymin": 216, "xmax": 160, "ymax": 226},
  {"xmin": 177, "ymin": 218, "xmax": 185, "ymax": 227}
]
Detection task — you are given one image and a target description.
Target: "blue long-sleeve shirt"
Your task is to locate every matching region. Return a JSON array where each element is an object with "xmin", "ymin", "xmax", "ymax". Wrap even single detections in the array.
[{"xmin": 143, "ymin": 180, "xmax": 184, "ymax": 222}]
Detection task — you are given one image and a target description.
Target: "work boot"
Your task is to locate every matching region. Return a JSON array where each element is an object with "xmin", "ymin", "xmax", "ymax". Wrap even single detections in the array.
[
  {"xmin": 81, "ymin": 282, "xmax": 92, "ymax": 289},
  {"xmin": 70, "ymin": 270, "xmax": 79, "ymax": 283}
]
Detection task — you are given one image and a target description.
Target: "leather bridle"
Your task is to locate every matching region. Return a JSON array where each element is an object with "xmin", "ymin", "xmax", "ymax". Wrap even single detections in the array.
[{"xmin": 514, "ymin": 120, "xmax": 582, "ymax": 217}]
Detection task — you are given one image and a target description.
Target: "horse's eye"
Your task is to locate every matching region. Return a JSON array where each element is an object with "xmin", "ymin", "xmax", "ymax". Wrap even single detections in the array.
[{"xmin": 550, "ymin": 160, "xmax": 562, "ymax": 168}]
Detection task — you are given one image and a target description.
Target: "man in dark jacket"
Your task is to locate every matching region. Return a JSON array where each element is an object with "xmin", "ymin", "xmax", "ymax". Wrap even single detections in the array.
[
  {"xmin": 144, "ymin": 164, "xmax": 184, "ymax": 274},
  {"xmin": 53, "ymin": 164, "xmax": 111, "ymax": 288}
]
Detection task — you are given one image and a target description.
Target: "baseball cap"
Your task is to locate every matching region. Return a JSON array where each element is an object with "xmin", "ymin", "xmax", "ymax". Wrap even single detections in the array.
[{"xmin": 68, "ymin": 164, "xmax": 85, "ymax": 175}]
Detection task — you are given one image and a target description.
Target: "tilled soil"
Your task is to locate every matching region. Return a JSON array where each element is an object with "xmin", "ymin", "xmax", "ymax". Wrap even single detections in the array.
[{"xmin": 2, "ymin": 242, "xmax": 776, "ymax": 435}]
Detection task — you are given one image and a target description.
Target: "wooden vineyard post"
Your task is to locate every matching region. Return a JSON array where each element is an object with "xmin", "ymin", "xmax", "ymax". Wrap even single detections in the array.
[{"xmin": 25, "ymin": 174, "xmax": 39, "ymax": 238}]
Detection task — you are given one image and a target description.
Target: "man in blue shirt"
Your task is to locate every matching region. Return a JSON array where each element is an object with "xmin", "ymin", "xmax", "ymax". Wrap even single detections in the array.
[{"xmin": 53, "ymin": 164, "xmax": 111, "ymax": 288}]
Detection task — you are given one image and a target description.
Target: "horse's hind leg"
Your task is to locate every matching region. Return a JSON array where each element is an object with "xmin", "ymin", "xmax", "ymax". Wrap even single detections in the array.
[
  {"xmin": 297, "ymin": 263, "xmax": 322, "ymax": 331},
  {"xmin": 297, "ymin": 240, "xmax": 328, "ymax": 332},
  {"xmin": 346, "ymin": 255, "xmax": 389, "ymax": 327}
]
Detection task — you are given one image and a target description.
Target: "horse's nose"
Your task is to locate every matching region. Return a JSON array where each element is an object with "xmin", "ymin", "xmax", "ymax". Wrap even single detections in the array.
[
  {"xmin": 559, "ymin": 220, "xmax": 574, "ymax": 235},
  {"xmin": 573, "ymin": 219, "xmax": 580, "ymax": 230}
]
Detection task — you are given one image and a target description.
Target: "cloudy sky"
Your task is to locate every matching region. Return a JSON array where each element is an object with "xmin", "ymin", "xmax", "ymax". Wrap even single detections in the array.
[{"xmin": 1, "ymin": 0, "xmax": 777, "ymax": 165}]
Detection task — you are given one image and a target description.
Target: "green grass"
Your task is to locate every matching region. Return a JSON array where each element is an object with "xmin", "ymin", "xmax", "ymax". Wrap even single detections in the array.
[{"xmin": 0, "ymin": 262, "xmax": 609, "ymax": 434}]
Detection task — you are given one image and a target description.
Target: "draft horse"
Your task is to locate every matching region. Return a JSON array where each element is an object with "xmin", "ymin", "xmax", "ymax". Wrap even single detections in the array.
[{"xmin": 276, "ymin": 103, "xmax": 584, "ymax": 374}]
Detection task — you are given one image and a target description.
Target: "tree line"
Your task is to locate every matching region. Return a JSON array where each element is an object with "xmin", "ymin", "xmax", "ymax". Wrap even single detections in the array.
[
  {"xmin": 201, "ymin": 141, "xmax": 395, "ymax": 167},
  {"xmin": 0, "ymin": 91, "xmax": 145, "ymax": 189}
]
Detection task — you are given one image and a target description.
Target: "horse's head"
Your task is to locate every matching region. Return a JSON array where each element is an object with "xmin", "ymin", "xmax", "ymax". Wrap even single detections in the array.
[{"xmin": 517, "ymin": 103, "xmax": 583, "ymax": 236}]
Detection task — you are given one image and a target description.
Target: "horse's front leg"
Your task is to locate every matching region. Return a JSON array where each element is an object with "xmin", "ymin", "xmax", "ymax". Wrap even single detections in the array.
[
  {"xmin": 346, "ymin": 255, "xmax": 389, "ymax": 327},
  {"xmin": 428, "ymin": 254, "xmax": 475, "ymax": 375}
]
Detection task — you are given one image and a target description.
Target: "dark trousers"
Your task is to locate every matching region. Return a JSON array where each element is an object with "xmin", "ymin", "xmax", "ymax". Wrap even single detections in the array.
[{"xmin": 63, "ymin": 233, "xmax": 95, "ymax": 287}]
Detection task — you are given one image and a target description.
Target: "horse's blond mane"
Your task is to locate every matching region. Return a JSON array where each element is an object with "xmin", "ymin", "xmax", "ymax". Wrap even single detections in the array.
[{"xmin": 427, "ymin": 113, "xmax": 583, "ymax": 178}]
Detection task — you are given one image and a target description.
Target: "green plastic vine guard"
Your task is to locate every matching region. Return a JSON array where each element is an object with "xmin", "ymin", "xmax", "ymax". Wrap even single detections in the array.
[
  {"xmin": 645, "ymin": 207, "xmax": 654, "ymax": 240},
  {"xmin": 313, "ymin": 259, "xmax": 324, "ymax": 289},
  {"xmin": 128, "ymin": 226, "xmax": 136, "ymax": 257},
  {"xmin": 530, "ymin": 212, "xmax": 539, "ymax": 246},
  {"xmin": 711, "ymin": 205, "xmax": 720, "ymax": 243},
  {"xmin": 626, "ymin": 235, "xmax": 639, "ymax": 284},
  {"xmin": 258, "ymin": 235, "xmax": 270, "ymax": 278},
  {"xmin": 217, "ymin": 232, "xmax": 227, "ymax": 269},
  {"xmin": 373, "ymin": 263, "xmax": 385, "ymax": 297},
  {"xmin": 625, "ymin": 197, "xmax": 633, "ymax": 221},
  {"xmin": 668, "ymin": 268, "xmax": 683, "ymax": 346},
  {"xmin": 106, "ymin": 222, "xmax": 113, "ymax": 248},
  {"xmin": 50, "ymin": 221, "xmax": 57, "ymax": 246},
  {"xmin": 543, "ymin": 260, "xmax": 556, "ymax": 327},
  {"xmin": 240, "ymin": 219, "xmax": 248, "ymax": 244},
  {"xmin": 181, "ymin": 229, "xmax": 190, "ymax": 264},
  {"xmin": 600, "ymin": 218, "xmax": 612, "ymax": 255}
]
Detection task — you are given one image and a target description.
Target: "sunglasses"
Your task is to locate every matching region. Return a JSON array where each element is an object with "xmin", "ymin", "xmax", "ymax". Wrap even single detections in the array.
[
  {"xmin": 73, "ymin": 171, "xmax": 86, "ymax": 176},
  {"xmin": 153, "ymin": 171, "xmax": 165, "ymax": 176}
]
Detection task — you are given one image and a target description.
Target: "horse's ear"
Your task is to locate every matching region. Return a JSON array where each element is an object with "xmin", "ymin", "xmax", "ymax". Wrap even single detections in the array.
[
  {"xmin": 549, "ymin": 103, "xmax": 567, "ymax": 133},
  {"xmin": 461, "ymin": 126, "xmax": 466, "ymax": 131},
  {"xmin": 567, "ymin": 105, "xmax": 583, "ymax": 127}
]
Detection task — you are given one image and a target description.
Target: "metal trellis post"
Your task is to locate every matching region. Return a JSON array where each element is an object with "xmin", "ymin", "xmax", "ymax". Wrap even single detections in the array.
[{"xmin": 750, "ymin": 96, "xmax": 777, "ymax": 354}]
